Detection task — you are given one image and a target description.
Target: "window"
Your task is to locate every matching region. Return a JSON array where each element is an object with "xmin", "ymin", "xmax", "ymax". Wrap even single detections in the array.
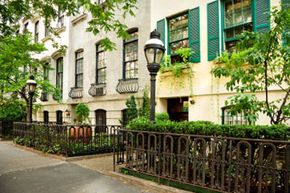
[
  {"xmin": 34, "ymin": 21, "xmax": 39, "ymax": 42},
  {"xmin": 123, "ymin": 29, "xmax": 138, "ymax": 79},
  {"xmin": 57, "ymin": 8, "xmax": 65, "ymax": 27},
  {"xmin": 43, "ymin": 111, "xmax": 49, "ymax": 124},
  {"xmin": 96, "ymin": 44, "xmax": 106, "ymax": 84},
  {"xmin": 75, "ymin": 50, "xmax": 83, "ymax": 88},
  {"xmin": 24, "ymin": 22, "xmax": 29, "ymax": 32},
  {"xmin": 221, "ymin": 106, "xmax": 250, "ymax": 125},
  {"xmin": 95, "ymin": 109, "xmax": 106, "ymax": 133},
  {"xmin": 44, "ymin": 20, "xmax": 50, "ymax": 37},
  {"xmin": 98, "ymin": 0, "xmax": 106, "ymax": 4},
  {"xmin": 224, "ymin": 0, "xmax": 253, "ymax": 51},
  {"xmin": 121, "ymin": 109, "xmax": 129, "ymax": 126},
  {"xmin": 56, "ymin": 57, "xmax": 63, "ymax": 98},
  {"xmin": 168, "ymin": 13, "xmax": 189, "ymax": 62},
  {"xmin": 56, "ymin": 110, "xmax": 63, "ymax": 124}
]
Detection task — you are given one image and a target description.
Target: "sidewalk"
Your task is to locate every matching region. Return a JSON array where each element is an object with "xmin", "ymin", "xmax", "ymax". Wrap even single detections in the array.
[
  {"xmin": 70, "ymin": 155, "xmax": 192, "ymax": 193},
  {"xmin": 10, "ymin": 141, "xmax": 192, "ymax": 193}
]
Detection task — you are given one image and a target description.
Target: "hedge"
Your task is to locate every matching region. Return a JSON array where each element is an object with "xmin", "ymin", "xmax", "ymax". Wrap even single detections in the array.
[{"xmin": 126, "ymin": 117, "xmax": 290, "ymax": 140}]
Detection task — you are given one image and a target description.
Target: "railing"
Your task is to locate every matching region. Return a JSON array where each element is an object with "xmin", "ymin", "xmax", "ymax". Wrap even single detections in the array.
[
  {"xmin": 116, "ymin": 78, "xmax": 139, "ymax": 94},
  {"xmin": 68, "ymin": 87, "xmax": 83, "ymax": 99},
  {"xmin": 88, "ymin": 83, "xmax": 106, "ymax": 96},
  {"xmin": 13, "ymin": 122, "xmax": 121, "ymax": 156},
  {"xmin": 114, "ymin": 129, "xmax": 290, "ymax": 193},
  {"xmin": 0, "ymin": 121, "xmax": 14, "ymax": 138}
]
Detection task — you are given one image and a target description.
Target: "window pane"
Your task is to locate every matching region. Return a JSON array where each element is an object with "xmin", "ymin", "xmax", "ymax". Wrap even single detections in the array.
[{"xmin": 96, "ymin": 44, "xmax": 106, "ymax": 84}]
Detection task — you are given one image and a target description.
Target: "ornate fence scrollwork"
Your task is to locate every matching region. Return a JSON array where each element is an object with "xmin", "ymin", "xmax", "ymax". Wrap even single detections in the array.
[{"xmin": 114, "ymin": 129, "xmax": 290, "ymax": 193}]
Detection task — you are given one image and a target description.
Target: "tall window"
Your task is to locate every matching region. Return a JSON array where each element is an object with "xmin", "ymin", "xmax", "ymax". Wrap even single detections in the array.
[
  {"xmin": 123, "ymin": 29, "xmax": 138, "ymax": 79},
  {"xmin": 57, "ymin": 8, "xmax": 65, "ymax": 27},
  {"xmin": 44, "ymin": 20, "xmax": 50, "ymax": 37},
  {"xmin": 96, "ymin": 44, "xmax": 106, "ymax": 84},
  {"xmin": 95, "ymin": 109, "xmax": 106, "ymax": 132},
  {"xmin": 56, "ymin": 110, "xmax": 63, "ymax": 124},
  {"xmin": 221, "ymin": 106, "xmax": 250, "ymax": 125},
  {"xmin": 43, "ymin": 111, "xmax": 49, "ymax": 124},
  {"xmin": 75, "ymin": 50, "xmax": 83, "ymax": 88},
  {"xmin": 56, "ymin": 57, "xmax": 63, "ymax": 98},
  {"xmin": 24, "ymin": 22, "xmax": 29, "ymax": 32},
  {"xmin": 168, "ymin": 13, "xmax": 188, "ymax": 62},
  {"xmin": 224, "ymin": 0, "xmax": 252, "ymax": 51},
  {"xmin": 34, "ymin": 21, "xmax": 39, "ymax": 42}
]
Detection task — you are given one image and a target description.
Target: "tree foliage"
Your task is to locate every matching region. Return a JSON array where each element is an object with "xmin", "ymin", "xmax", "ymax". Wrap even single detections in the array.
[
  {"xmin": 0, "ymin": 0, "xmax": 137, "ymax": 49},
  {"xmin": 138, "ymin": 90, "xmax": 150, "ymax": 118},
  {"xmin": 0, "ymin": 33, "xmax": 61, "ymax": 120},
  {"xmin": 75, "ymin": 103, "xmax": 90, "ymax": 124},
  {"xmin": 125, "ymin": 95, "xmax": 138, "ymax": 122},
  {"xmin": 212, "ymin": 8, "xmax": 290, "ymax": 124}
]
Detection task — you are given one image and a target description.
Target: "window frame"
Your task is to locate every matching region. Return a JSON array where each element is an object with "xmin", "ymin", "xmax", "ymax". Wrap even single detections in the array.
[
  {"xmin": 57, "ymin": 7, "xmax": 65, "ymax": 27},
  {"xmin": 167, "ymin": 11, "xmax": 189, "ymax": 57},
  {"xmin": 123, "ymin": 28, "xmax": 138, "ymax": 80},
  {"xmin": 56, "ymin": 57, "xmax": 63, "ymax": 98},
  {"xmin": 96, "ymin": 43, "xmax": 106, "ymax": 84},
  {"xmin": 34, "ymin": 21, "xmax": 39, "ymax": 42},
  {"xmin": 222, "ymin": 0, "xmax": 253, "ymax": 51},
  {"xmin": 75, "ymin": 50, "xmax": 84, "ymax": 88},
  {"xmin": 44, "ymin": 20, "xmax": 50, "ymax": 37},
  {"xmin": 221, "ymin": 106, "xmax": 250, "ymax": 125}
]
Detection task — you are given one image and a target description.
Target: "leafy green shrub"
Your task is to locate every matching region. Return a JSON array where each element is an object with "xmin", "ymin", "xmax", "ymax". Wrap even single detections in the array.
[
  {"xmin": 75, "ymin": 103, "xmax": 90, "ymax": 124},
  {"xmin": 126, "ymin": 117, "xmax": 289, "ymax": 140},
  {"xmin": 156, "ymin": 112, "xmax": 170, "ymax": 122}
]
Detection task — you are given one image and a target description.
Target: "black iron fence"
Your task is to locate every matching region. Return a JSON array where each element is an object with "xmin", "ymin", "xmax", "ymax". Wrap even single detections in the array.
[
  {"xmin": 13, "ymin": 122, "xmax": 121, "ymax": 156},
  {"xmin": 0, "ymin": 121, "xmax": 14, "ymax": 138},
  {"xmin": 114, "ymin": 129, "xmax": 290, "ymax": 193}
]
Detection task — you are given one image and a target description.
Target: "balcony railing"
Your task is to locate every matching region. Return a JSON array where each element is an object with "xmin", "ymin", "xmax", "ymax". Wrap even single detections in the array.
[
  {"xmin": 114, "ymin": 129, "xmax": 290, "ymax": 193},
  {"xmin": 88, "ymin": 83, "xmax": 106, "ymax": 97},
  {"xmin": 116, "ymin": 78, "xmax": 139, "ymax": 94},
  {"xmin": 68, "ymin": 87, "xmax": 83, "ymax": 99}
]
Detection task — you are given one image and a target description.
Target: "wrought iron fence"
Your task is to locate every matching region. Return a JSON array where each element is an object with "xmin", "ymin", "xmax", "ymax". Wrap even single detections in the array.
[
  {"xmin": 0, "ymin": 121, "xmax": 14, "ymax": 138},
  {"xmin": 113, "ymin": 129, "xmax": 290, "ymax": 193},
  {"xmin": 13, "ymin": 122, "xmax": 121, "ymax": 156}
]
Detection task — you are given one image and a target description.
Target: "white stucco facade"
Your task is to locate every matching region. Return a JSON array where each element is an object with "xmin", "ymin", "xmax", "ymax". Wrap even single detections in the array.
[{"xmin": 19, "ymin": 0, "xmax": 287, "ymax": 125}]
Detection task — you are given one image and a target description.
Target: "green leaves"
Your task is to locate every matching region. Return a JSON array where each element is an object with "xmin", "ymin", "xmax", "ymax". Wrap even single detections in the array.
[
  {"xmin": 212, "ymin": 8, "xmax": 290, "ymax": 124},
  {"xmin": 75, "ymin": 103, "xmax": 90, "ymax": 124}
]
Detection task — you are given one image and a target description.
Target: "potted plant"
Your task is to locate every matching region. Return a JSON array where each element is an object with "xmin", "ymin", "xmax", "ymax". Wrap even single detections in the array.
[{"xmin": 70, "ymin": 103, "xmax": 92, "ymax": 143}]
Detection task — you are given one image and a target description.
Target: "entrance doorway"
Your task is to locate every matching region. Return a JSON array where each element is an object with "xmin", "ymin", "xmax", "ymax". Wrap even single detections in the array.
[{"xmin": 167, "ymin": 97, "xmax": 188, "ymax": 121}]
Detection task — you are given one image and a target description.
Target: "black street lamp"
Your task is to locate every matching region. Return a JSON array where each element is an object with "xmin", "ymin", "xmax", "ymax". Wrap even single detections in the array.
[
  {"xmin": 144, "ymin": 30, "xmax": 165, "ymax": 122},
  {"xmin": 26, "ymin": 75, "xmax": 37, "ymax": 123}
]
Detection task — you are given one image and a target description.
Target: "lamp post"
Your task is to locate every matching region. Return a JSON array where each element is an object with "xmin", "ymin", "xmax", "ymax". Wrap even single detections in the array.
[
  {"xmin": 26, "ymin": 75, "xmax": 37, "ymax": 123},
  {"xmin": 144, "ymin": 30, "xmax": 165, "ymax": 122}
]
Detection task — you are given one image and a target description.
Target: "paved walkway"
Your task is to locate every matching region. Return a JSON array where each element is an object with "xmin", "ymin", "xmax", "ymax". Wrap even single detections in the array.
[
  {"xmin": 0, "ymin": 141, "xmax": 191, "ymax": 193},
  {"xmin": 0, "ymin": 141, "xmax": 142, "ymax": 193}
]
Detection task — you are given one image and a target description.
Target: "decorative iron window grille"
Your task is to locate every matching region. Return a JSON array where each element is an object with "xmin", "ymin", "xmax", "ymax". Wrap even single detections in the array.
[{"xmin": 116, "ymin": 78, "xmax": 139, "ymax": 94}]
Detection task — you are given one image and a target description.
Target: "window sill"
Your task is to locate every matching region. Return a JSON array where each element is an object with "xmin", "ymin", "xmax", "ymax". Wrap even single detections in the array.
[
  {"xmin": 54, "ymin": 26, "xmax": 66, "ymax": 34},
  {"xmin": 41, "ymin": 35, "xmax": 52, "ymax": 43},
  {"xmin": 72, "ymin": 13, "xmax": 87, "ymax": 26}
]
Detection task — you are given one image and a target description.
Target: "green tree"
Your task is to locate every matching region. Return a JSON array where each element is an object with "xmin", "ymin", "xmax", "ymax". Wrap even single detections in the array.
[
  {"xmin": 75, "ymin": 103, "xmax": 90, "ymax": 124},
  {"xmin": 139, "ymin": 90, "xmax": 150, "ymax": 118},
  {"xmin": 0, "ymin": 33, "xmax": 60, "ymax": 121},
  {"xmin": 0, "ymin": 0, "xmax": 137, "ymax": 49},
  {"xmin": 212, "ymin": 8, "xmax": 290, "ymax": 124},
  {"xmin": 125, "ymin": 95, "xmax": 138, "ymax": 122}
]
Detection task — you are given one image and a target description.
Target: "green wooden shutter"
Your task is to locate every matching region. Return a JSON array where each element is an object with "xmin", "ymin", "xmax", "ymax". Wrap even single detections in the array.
[
  {"xmin": 253, "ymin": 0, "xmax": 270, "ymax": 32},
  {"xmin": 207, "ymin": 1, "xmax": 220, "ymax": 61},
  {"xmin": 156, "ymin": 19, "xmax": 166, "ymax": 45},
  {"xmin": 189, "ymin": 7, "xmax": 200, "ymax": 63}
]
